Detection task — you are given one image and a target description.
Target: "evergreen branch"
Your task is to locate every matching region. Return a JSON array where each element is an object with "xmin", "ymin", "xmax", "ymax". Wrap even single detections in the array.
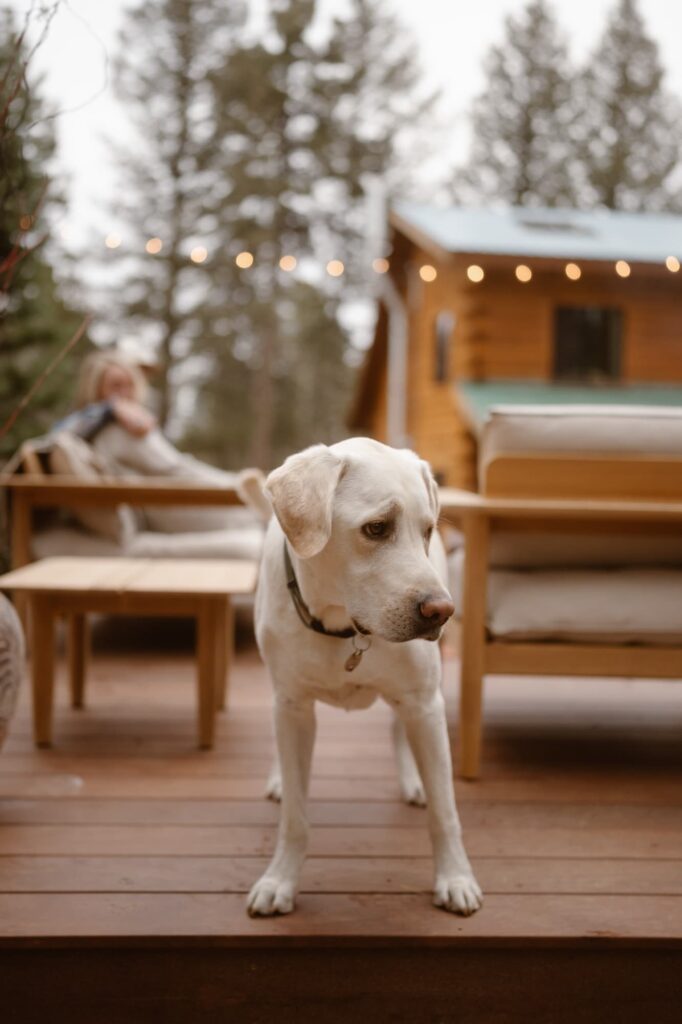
[
  {"xmin": 0, "ymin": 314, "xmax": 91, "ymax": 446},
  {"xmin": 0, "ymin": 179, "xmax": 49, "ymax": 294}
]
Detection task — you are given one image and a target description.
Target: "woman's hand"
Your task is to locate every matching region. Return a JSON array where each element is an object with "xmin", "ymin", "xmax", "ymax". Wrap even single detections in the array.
[{"xmin": 112, "ymin": 398, "xmax": 157, "ymax": 437}]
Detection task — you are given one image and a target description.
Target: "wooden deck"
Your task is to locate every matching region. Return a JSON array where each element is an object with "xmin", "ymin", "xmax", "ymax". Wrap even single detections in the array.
[{"xmin": 1, "ymin": 621, "xmax": 681, "ymax": 1022}]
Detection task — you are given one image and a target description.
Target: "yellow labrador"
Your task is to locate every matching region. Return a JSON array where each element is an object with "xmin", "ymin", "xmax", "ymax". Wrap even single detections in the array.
[{"xmin": 248, "ymin": 437, "xmax": 482, "ymax": 917}]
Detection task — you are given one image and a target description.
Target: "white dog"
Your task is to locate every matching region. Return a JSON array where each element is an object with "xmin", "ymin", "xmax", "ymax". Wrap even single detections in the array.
[{"xmin": 248, "ymin": 437, "xmax": 482, "ymax": 917}]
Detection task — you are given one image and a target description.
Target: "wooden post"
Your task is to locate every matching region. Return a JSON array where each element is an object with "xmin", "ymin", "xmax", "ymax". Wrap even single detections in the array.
[
  {"xmin": 68, "ymin": 613, "xmax": 89, "ymax": 708},
  {"xmin": 214, "ymin": 598, "xmax": 234, "ymax": 712},
  {"xmin": 196, "ymin": 599, "xmax": 218, "ymax": 749},
  {"xmin": 30, "ymin": 594, "xmax": 56, "ymax": 747},
  {"xmin": 458, "ymin": 514, "xmax": 490, "ymax": 780}
]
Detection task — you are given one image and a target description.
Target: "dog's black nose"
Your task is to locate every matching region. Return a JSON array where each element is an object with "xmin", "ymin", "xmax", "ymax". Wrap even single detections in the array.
[{"xmin": 418, "ymin": 593, "xmax": 455, "ymax": 629}]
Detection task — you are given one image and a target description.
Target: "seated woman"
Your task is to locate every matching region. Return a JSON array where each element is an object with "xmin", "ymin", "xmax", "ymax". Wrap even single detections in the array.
[{"xmin": 53, "ymin": 349, "xmax": 270, "ymax": 529}]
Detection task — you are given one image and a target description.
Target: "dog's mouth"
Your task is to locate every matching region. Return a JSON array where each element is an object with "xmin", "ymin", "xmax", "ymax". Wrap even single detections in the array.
[{"xmin": 415, "ymin": 625, "xmax": 442, "ymax": 642}]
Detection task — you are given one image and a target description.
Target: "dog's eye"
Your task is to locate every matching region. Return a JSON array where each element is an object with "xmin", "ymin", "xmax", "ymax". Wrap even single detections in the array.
[
  {"xmin": 425, "ymin": 527, "xmax": 433, "ymax": 544},
  {"xmin": 363, "ymin": 520, "xmax": 389, "ymax": 539}
]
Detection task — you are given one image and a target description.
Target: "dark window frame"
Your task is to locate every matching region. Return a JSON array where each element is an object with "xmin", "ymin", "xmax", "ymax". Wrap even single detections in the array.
[{"xmin": 553, "ymin": 306, "xmax": 623, "ymax": 383}]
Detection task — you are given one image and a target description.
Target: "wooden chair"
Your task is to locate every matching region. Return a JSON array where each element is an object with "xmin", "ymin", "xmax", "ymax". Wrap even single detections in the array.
[{"xmin": 440, "ymin": 406, "xmax": 682, "ymax": 779}]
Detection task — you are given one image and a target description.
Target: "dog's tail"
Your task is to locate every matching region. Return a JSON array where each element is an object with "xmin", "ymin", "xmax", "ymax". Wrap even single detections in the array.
[{"xmin": 236, "ymin": 468, "xmax": 272, "ymax": 524}]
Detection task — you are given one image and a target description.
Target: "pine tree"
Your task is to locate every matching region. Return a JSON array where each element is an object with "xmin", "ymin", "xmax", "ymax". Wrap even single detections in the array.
[
  {"xmin": 199, "ymin": 0, "xmax": 430, "ymax": 468},
  {"xmin": 454, "ymin": 0, "xmax": 578, "ymax": 207},
  {"xmin": 576, "ymin": 0, "xmax": 682, "ymax": 211},
  {"xmin": 107, "ymin": 0, "xmax": 431, "ymax": 468},
  {"xmin": 103, "ymin": 0, "xmax": 247, "ymax": 429},
  {"xmin": 0, "ymin": 7, "xmax": 84, "ymax": 462}
]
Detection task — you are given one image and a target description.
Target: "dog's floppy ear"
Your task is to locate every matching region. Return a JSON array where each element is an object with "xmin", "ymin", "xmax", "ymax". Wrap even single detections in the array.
[
  {"xmin": 420, "ymin": 460, "xmax": 440, "ymax": 519},
  {"xmin": 266, "ymin": 445, "xmax": 345, "ymax": 558}
]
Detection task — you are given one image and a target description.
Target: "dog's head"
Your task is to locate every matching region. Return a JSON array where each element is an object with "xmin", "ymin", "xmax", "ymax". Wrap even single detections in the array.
[{"xmin": 266, "ymin": 437, "xmax": 454, "ymax": 643}]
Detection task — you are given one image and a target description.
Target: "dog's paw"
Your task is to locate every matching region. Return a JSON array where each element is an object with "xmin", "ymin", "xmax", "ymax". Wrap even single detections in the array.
[
  {"xmin": 433, "ymin": 874, "xmax": 483, "ymax": 916},
  {"xmin": 400, "ymin": 777, "xmax": 427, "ymax": 807},
  {"xmin": 265, "ymin": 771, "xmax": 282, "ymax": 802},
  {"xmin": 247, "ymin": 875, "xmax": 296, "ymax": 917}
]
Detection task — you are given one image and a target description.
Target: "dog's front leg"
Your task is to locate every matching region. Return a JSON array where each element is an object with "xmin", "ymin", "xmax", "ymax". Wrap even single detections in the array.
[
  {"xmin": 247, "ymin": 696, "xmax": 316, "ymax": 916},
  {"xmin": 399, "ymin": 692, "xmax": 482, "ymax": 915}
]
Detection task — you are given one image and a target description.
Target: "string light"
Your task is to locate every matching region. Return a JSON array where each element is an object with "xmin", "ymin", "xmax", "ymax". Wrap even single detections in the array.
[
  {"xmin": 91, "ymin": 235, "xmax": 669, "ymax": 285},
  {"xmin": 19, "ymin": 215, "xmax": 32, "ymax": 231},
  {"xmin": 466, "ymin": 264, "xmax": 484, "ymax": 283}
]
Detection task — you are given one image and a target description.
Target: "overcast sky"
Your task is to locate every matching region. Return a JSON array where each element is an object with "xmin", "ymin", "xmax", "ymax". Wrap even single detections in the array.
[{"xmin": 10, "ymin": 0, "xmax": 682, "ymax": 247}]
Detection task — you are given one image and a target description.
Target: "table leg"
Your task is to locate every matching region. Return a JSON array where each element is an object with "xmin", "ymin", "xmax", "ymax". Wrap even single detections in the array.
[
  {"xmin": 30, "ymin": 595, "xmax": 56, "ymax": 748},
  {"xmin": 68, "ymin": 613, "xmax": 89, "ymax": 708},
  {"xmin": 196, "ymin": 600, "xmax": 217, "ymax": 749},
  {"xmin": 214, "ymin": 598, "xmax": 233, "ymax": 711}
]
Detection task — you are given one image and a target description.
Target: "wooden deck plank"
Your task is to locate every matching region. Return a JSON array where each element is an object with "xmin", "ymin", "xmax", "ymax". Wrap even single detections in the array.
[
  {"xmin": 0, "ymin": 823, "xmax": 679, "ymax": 858},
  {"xmin": 1, "ymin": 797, "xmax": 679, "ymax": 830},
  {"xmin": 0, "ymin": 643, "xmax": 680, "ymax": 970},
  {"xmin": 2, "ymin": 772, "xmax": 680, "ymax": 803},
  {"xmin": 0, "ymin": 892, "xmax": 680, "ymax": 944},
  {"xmin": 1, "ymin": 855, "xmax": 680, "ymax": 896}
]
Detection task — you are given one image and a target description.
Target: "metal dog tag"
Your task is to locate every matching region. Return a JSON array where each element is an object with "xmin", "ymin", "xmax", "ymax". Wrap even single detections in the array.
[
  {"xmin": 344, "ymin": 649, "xmax": 364, "ymax": 672},
  {"xmin": 344, "ymin": 635, "xmax": 371, "ymax": 673}
]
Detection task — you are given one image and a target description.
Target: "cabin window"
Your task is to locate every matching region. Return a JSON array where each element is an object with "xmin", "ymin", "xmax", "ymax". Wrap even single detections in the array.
[
  {"xmin": 553, "ymin": 307, "xmax": 622, "ymax": 382},
  {"xmin": 434, "ymin": 312, "xmax": 456, "ymax": 382}
]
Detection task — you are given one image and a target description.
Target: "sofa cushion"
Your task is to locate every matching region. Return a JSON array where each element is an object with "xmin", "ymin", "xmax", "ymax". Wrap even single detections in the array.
[
  {"xmin": 449, "ymin": 549, "xmax": 682, "ymax": 645},
  {"xmin": 480, "ymin": 404, "xmax": 682, "ymax": 481},
  {"xmin": 478, "ymin": 405, "xmax": 682, "ymax": 568},
  {"xmin": 488, "ymin": 530, "xmax": 682, "ymax": 569},
  {"xmin": 130, "ymin": 528, "xmax": 264, "ymax": 561},
  {"xmin": 49, "ymin": 431, "xmax": 137, "ymax": 545},
  {"xmin": 32, "ymin": 524, "xmax": 264, "ymax": 563}
]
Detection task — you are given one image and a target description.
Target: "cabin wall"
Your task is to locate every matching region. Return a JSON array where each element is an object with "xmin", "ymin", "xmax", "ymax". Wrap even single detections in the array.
[
  {"xmin": 454, "ymin": 264, "xmax": 682, "ymax": 383},
  {"xmin": 404, "ymin": 248, "xmax": 477, "ymax": 488},
  {"xmin": 370, "ymin": 242, "xmax": 682, "ymax": 489}
]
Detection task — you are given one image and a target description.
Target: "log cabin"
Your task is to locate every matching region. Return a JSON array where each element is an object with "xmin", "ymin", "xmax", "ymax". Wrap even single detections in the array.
[{"xmin": 349, "ymin": 203, "xmax": 682, "ymax": 488}]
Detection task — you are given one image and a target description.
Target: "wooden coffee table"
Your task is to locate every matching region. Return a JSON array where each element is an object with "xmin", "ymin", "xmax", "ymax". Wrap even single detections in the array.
[{"xmin": 0, "ymin": 556, "xmax": 258, "ymax": 749}]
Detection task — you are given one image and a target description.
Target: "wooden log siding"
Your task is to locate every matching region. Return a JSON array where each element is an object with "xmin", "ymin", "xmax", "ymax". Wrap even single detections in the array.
[
  {"xmin": 354, "ymin": 228, "xmax": 682, "ymax": 489},
  {"xmin": 395, "ymin": 251, "xmax": 682, "ymax": 487}
]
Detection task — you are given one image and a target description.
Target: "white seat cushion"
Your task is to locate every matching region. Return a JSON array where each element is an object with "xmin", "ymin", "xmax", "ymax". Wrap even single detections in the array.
[
  {"xmin": 480, "ymin": 404, "xmax": 682, "ymax": 480},
  {"xmin": 449, "ymin": 549, "xmax": 682, "ymax": 645},
  {"xmin": 32, "ymin": 525, "xmax": 264, "ymax": 562},
  {"xmin": 49, "ymin": 431, "xmax": 137, "ymax": 545},
  {"xmin": 478, "ymin": 405, "xmax": 682, "ymax": 569}
]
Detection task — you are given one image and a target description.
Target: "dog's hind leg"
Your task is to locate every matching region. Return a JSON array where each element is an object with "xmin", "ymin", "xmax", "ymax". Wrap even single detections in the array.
[
  {"xmin": 392, "ymin": 714, "xmax": 427, "ymax": 807},
  {"xmin": 248, "ymin": 696, "xmax": 316, "ymax": 916}
]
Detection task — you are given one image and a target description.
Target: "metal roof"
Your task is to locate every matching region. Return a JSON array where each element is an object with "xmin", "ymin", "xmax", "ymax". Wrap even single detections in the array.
[
  {"xmin": 456, "ymin": 381, "xmax": 682, "ymax": 435},
  {"xmin": 392, "ymin": 201, "xmax": 682, "ymax": 265}
]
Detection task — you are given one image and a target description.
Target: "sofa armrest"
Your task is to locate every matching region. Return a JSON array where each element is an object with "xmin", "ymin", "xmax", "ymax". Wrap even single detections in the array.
[
  {"xmin": 3, "ymin": 476, "xmax": 246, "ymax": 573},
  {"xmin": 439, "ymin": 487, "xmax": 682, "ymax": 527},
  {"xmin": 3, "ymin": 475, "xmax": 245, "ymax": 508}
]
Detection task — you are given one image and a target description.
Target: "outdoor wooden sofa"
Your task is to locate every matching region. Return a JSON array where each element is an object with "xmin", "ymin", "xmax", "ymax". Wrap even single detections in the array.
[
  {"xmin": 441, "ymin": 405, "xmax": 682, "ymax": 779},
  {"xmin": 1, "ymin": 432, "xmax": 266, "ymax": 639}
]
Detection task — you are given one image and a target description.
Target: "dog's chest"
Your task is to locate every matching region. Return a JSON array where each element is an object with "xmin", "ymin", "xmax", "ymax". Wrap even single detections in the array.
[{"xmin": 307, "ymin": 679, "xmax": 379, "ymax": 711}]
